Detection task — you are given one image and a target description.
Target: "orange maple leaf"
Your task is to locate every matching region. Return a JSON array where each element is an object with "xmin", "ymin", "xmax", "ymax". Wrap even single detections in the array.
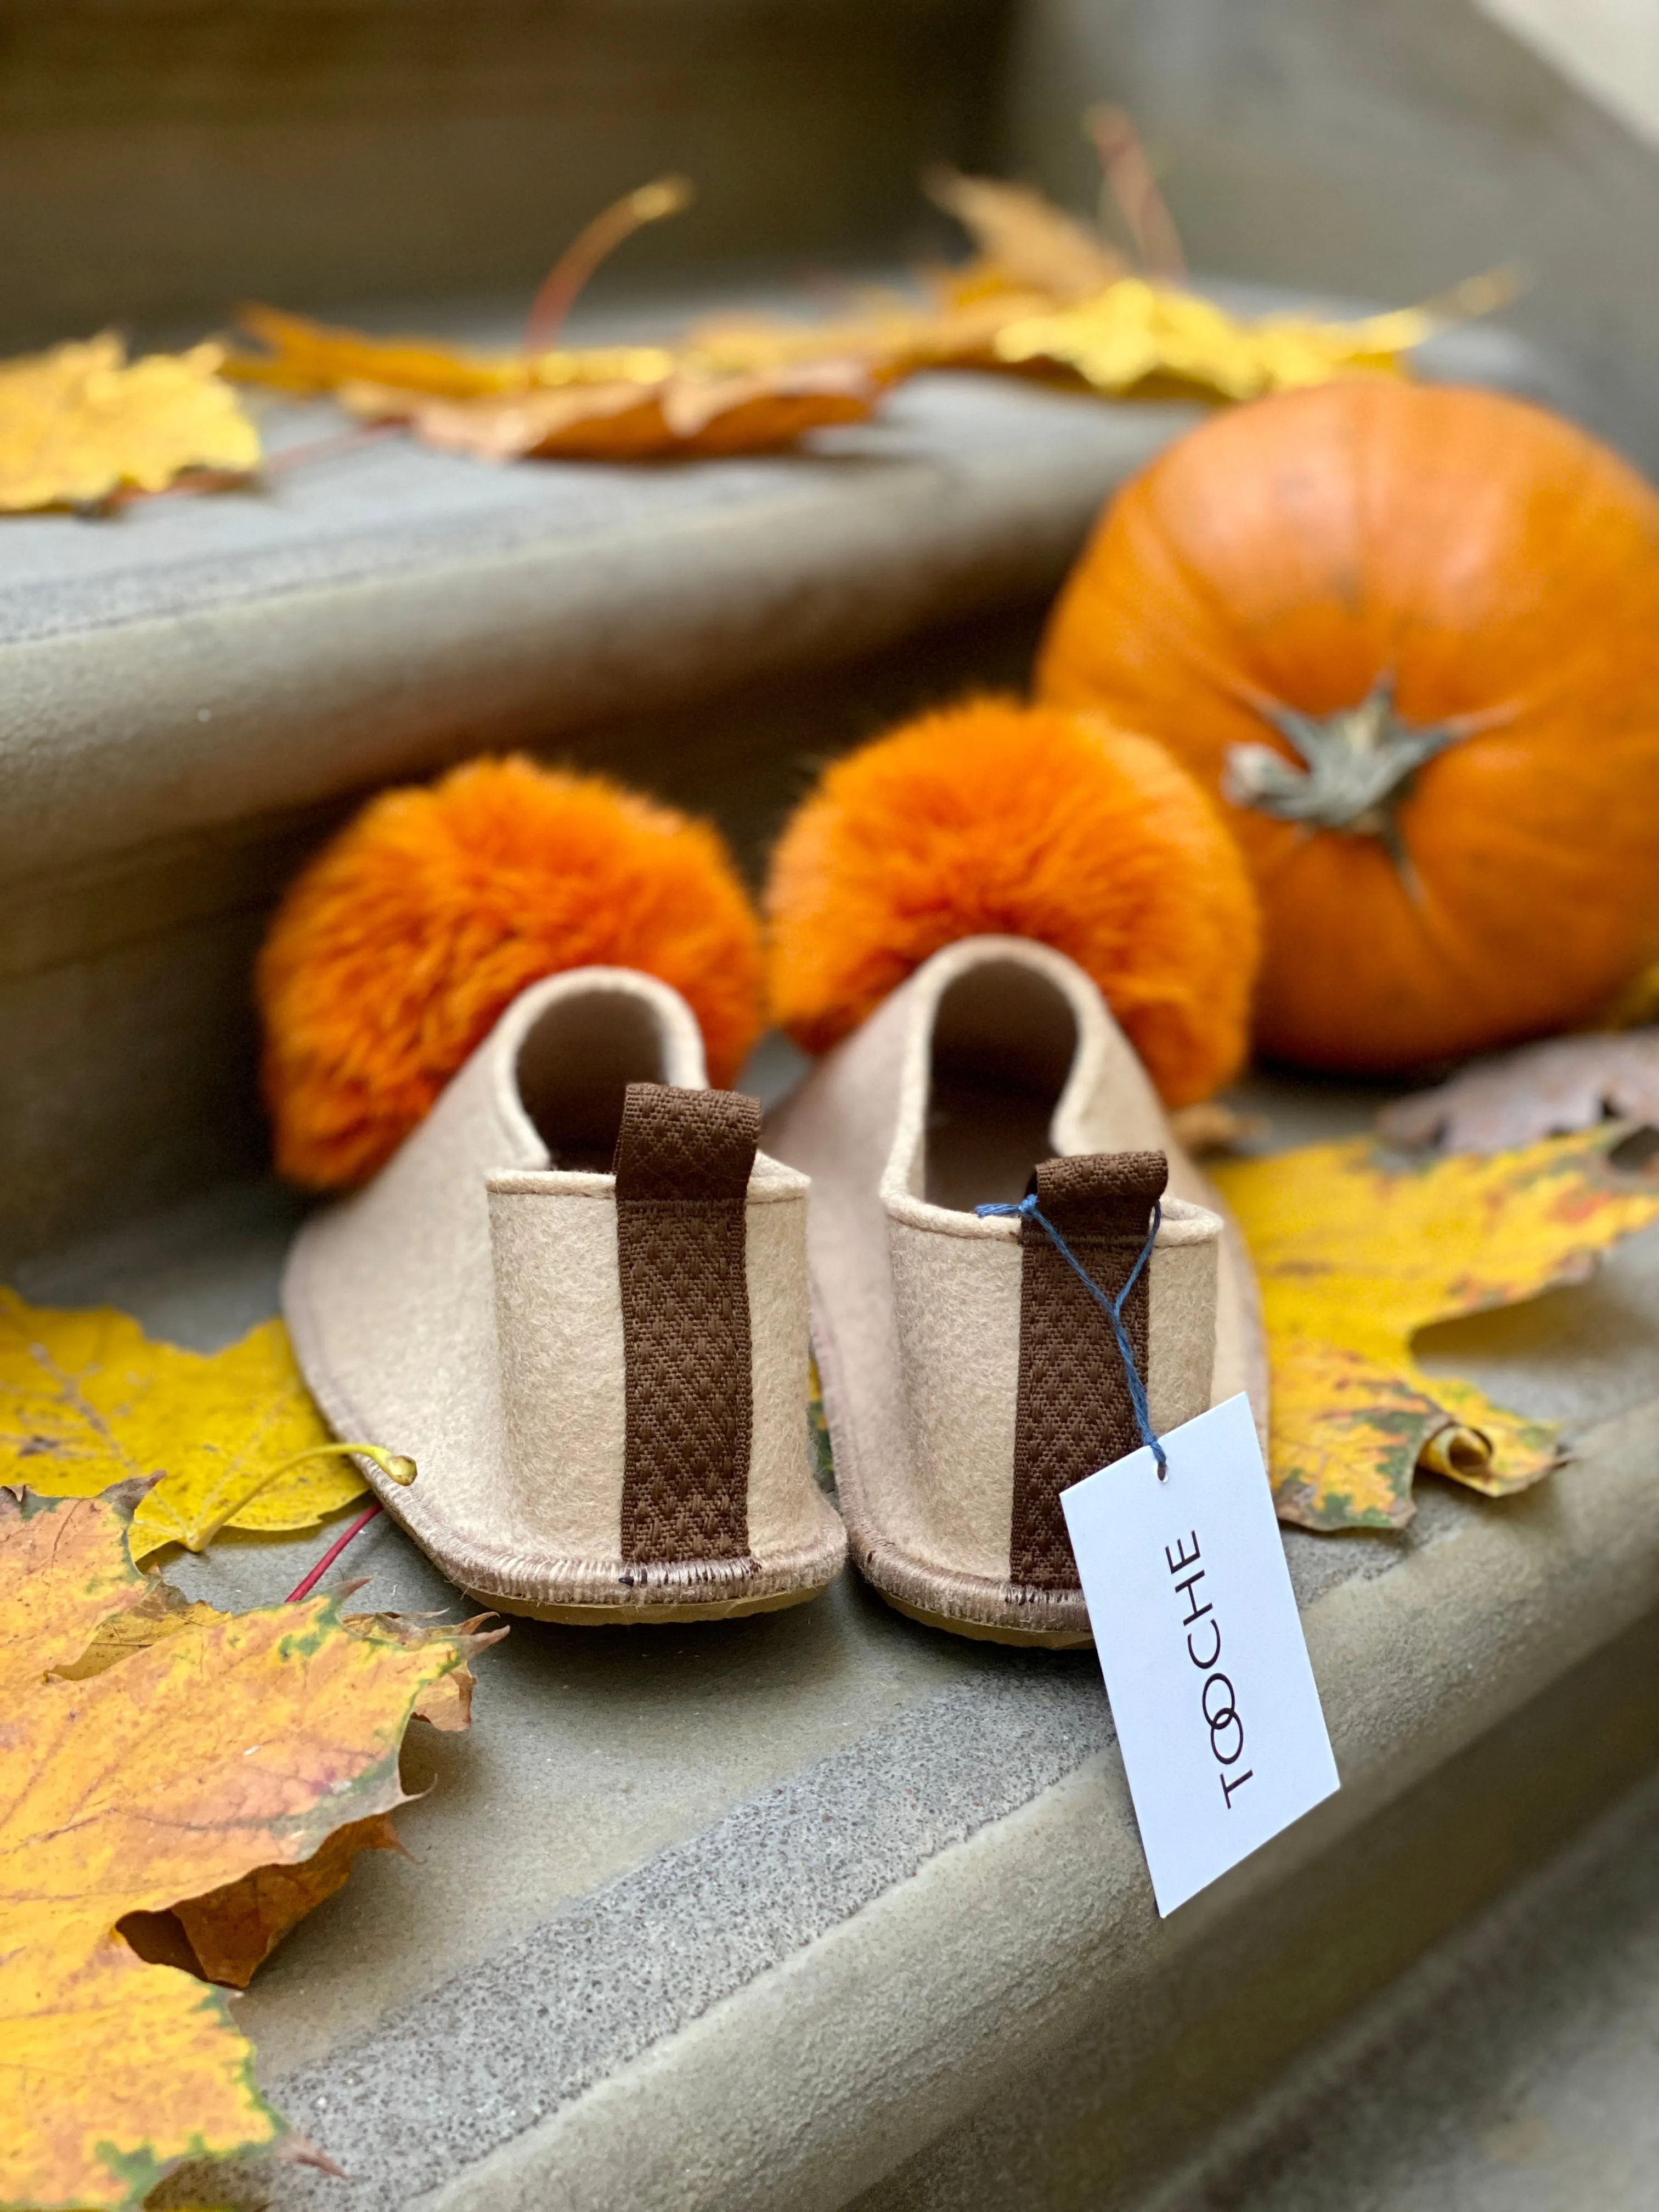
[{"xmin": 0, "ymin": 1487, "xmax": 497, "ymax": 2208}]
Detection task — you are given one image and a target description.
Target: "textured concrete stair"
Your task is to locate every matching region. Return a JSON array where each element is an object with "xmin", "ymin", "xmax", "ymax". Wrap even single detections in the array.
[
  {"xmin": 22, "ymin": 1073, "xmax": 1652, "ymax": 2212},
  {"xmin": 0, "ymin": 364, "xmax": 1187, "ymax": 1266},
  {"xmin": 1138, "ymin": 1753, "xmax": 1659, "ymax": 2212},
  {"xmin": 9, "ymin": 1, "xmax": 1659, "ymax": 2200},
  {"xmin": 5, "ymin": 256, "xmax": 1643, "ymax": 2211},
  {"xmin": 0, "ymin": 285, "xmax": 1562, "ymax": 1275}
]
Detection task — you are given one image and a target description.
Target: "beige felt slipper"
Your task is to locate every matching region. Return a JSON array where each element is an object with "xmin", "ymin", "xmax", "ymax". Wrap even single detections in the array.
[
  {"xmin": 284, "ymin": 968, "xmax": 847, "ymax": 1622},
  {"xmin": 765, "ymin": 936, "xmax": 1268, "ymax": 1648}
]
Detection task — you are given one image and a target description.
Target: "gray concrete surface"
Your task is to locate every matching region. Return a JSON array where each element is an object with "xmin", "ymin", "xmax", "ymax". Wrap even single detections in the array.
[
  {"xmin": 850, "ymin": 1604, "xmax": 1659, "ymax": 2212},
  {"xmin": 24, "ymin": 1079, "xmax": 1659, "ymax": 2210},
  {"xmin": 0, "ymin": 370, "xmax": 1197, "ymax": 886},
  {"xmin": 1140, "ymin": 1748, "xmax": 1659, "ymax": 2212}
]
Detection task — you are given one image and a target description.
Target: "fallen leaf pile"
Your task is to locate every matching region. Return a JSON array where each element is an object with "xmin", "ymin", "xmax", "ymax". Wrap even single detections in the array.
[
  {"xmin": 1210, "ymin": 1125, "xmax": 1659, "ymax": 1531},
  {"xmin": 0, "ymin": 1289, "xmax": 364, "ymax": 1555},
  {"xmin": 224, "ymin": 125, "xmax": 1503, "ymax": 467},
  {"xmin": 690, "ymin": 145, "xmax": 1507, "ymax": 404},
  {"xmin": 4, "ymin": 121, "xmax": 1507, "ymax": 500},
  {"xmin": 226, "ymin": 168, "xmax": 888, "ymax": 464},
  {"xmin": 0, "ymin": 335, "xmax": 260, "ymax": 512},
  {"xmin": 0, "ymin": 1485, "xmax": 500, "ymax": 2209},
  {"xmin": 228, "ymin": 300, "xmax": 885, "ymax": 461}
]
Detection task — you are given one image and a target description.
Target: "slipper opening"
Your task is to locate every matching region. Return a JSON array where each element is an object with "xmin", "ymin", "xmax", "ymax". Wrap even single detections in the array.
[
  {"xmin": 516, "ymin": 989, "xmax": 670, "ymax": 1170},
  {"xmin": 924, "ymin": 961, "xmax": 1079, "ymax": 1213}
]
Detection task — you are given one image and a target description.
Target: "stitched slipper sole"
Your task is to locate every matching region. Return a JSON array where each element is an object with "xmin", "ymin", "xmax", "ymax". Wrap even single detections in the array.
[
  {"xmin": 465, "ymin": 1579, "xmax": 837, "ymax": 1626},
  {"xmin": 880, "ymin": 1592, "xmax": 1093, "ymax": 1650},
  {"xmin": 847, "ymin": 1516, "xmax": 1093, "ymax": 1645}
]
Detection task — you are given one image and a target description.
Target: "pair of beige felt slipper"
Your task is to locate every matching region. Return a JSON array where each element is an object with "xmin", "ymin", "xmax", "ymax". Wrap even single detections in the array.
[{"xmin": 286, "ymin": 934, "xmax": 1267, "ymax": 1648}]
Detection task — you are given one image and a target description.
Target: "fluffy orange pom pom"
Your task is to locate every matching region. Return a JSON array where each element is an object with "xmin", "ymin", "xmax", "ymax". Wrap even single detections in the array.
[
  {"xmin": 258, "ymin": 755, "xmax": 764, "ymax": 1188},
  {"xmin": 765, "ymin": 697, "xmax": 1260, "ymax": 1106}
]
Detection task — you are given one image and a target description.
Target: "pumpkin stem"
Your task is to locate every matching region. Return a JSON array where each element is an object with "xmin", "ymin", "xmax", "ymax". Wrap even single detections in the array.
[{"xmin": 1223, "ymin": 676, "xmax": 1466, "ymax": 838}]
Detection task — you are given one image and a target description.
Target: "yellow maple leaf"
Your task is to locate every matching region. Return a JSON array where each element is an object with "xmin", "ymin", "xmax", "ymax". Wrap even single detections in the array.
[
  {"xmin": 0, "ymin": 1486, "xmax": 478, "ymax": 2210},
  {"xmin": 0, "ymin": 1290, "xmax": 365, "ymax": 1558},
  {"xmin": 229, "ymin": 299, "xmax": 679, "ymax": 400},
  {"xmin": 0, "ymin": 335, "xmax": 261, "ymax": 512},
  {"xmin": 1209, "ymin": 1126, "xmax": 1659, "ymax": 1531},
  {"xmin": 991, "ymin": 276, "xmax": 1506, "ymax": 400}
]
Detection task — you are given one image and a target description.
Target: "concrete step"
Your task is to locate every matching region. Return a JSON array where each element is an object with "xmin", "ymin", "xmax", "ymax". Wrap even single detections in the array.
[
  {"xmin": 0, "ymin": 290, "xmax": 1563, "ymax": 1273},
  {"xmin": 34, "ymin": 1065, "xmax": 1655, "ymax": 2212},
  {"xmin": 1137, "ymin": 1760, "xmax": 1659, "ymax": 2212},
  {"xmin": 0, "ymin": 353, "xmax": 1188, "ymax": 1268}
]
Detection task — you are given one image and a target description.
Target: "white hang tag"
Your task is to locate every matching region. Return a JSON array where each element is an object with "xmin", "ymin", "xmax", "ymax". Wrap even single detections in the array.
[{"xmin": 1060, "ymin": 1392, "xmax": 1339, "ymax": 1917}]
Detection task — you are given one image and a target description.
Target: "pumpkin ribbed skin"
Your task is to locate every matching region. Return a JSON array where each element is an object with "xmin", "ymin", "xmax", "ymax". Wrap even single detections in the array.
[{"xmin": 1037, "ymin": 380, "xmax": 1659, "ymax": 1072}]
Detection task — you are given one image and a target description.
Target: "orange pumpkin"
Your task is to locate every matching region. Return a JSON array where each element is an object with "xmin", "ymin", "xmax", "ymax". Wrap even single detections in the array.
[{"xmin": 1037, "ymin": 380, "xmax": 1659, "ymax": 1073}]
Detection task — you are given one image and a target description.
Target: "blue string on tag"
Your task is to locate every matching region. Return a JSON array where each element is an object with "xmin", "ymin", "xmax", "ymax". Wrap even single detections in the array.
[{"xmin": 975, "ymin": 1192, "xmax": 1169, "ymax": 1477}]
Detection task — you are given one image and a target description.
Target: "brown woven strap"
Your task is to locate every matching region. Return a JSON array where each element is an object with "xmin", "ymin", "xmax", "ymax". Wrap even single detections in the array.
[
  {"xmin": 613, "ymin": 1082, "xmax": 761, "ymax": 1566},
  {"xmin": 1009, "ymin": 1150, "xmax": 1168, "ymax": 1591}
]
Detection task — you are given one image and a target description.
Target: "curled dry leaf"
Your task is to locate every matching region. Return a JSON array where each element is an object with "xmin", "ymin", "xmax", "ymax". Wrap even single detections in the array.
[
  {"xmin": 231, "ymin": 305, "xmax": 886, "ymax": 460},
  {"xmin": 0, "ymin": 1486, "xmax": 488, "ymax": 2209},
  {"xmin": 0, "ymin": 1288, "xmax": 364, "ymax": 1556},
  {"xmin": 1210, "ymin": 1125, "xmax": 1659, "ymax": 1531},
  {"xmin": 922, "ymin": 163, "xmax": 1128, "ymax": 300},
  {"xmin": 340, "ymin": 358, "xmax": 883, "ymax": 461},
  {"xmin": 1379, "ymin": 1029, "xmax": 1659, "ymax": 1154},
  {"xmin": 122, "ymin": 1813, "xmax": 406, "ymax": 1990},
  {"xmin": 0, "ymin": 334, "xmax": 260, "ymax": 512},
  {"xmin": 1167, "ymin": 1099, "xmax": 1269, "ymax": 1157},
  {"xmin": 344, "ymin": 1607, "xmax": 507, "ymax": 1732}
]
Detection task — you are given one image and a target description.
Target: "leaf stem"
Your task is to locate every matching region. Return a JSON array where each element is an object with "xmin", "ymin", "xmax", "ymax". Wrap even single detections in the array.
[
  {"xmin": 522, "ymin": 176, "xmax": 693, "ymax": 356},
  {"xmin": 286, "ymin": 1501, "xmax": 384, "ymax": 1602},
  {"xmin": 190, "ymin": 1441, "xmax": 416, "ymax": 1551}
]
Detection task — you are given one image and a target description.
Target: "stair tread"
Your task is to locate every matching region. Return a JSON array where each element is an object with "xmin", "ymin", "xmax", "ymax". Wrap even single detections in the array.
[
  {"xmin": 0, "ymin": 286, "xmax": 1562, "ymax": 887},
  {"xmin": 22, "ymin": 1070, "xmax": 1659, "ymax": 2210}
]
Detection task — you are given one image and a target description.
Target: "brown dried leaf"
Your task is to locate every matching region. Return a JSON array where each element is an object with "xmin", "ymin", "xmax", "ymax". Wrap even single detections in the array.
[
  {"xmin": 1084, "ymin": 105, "xmax": 1187, "ymax": 280},
  {"xmin": 343, "ymin": 1607, "xmax": 507, "ymax": 1731},
  {"xmin": 1379, "ymin": 1030, "xmax": 1659, "ymax": 1154},
  {"xmin": 923, "ymin": 165, "xmax": 1128, "ymax": 300},
  {"xmin": 342, "ymin": 359, "xmax": 882, "ymax": 460},
  {"xmin": 172, "ymin": 1813, "xmax": 404, "ymax": 1988}
]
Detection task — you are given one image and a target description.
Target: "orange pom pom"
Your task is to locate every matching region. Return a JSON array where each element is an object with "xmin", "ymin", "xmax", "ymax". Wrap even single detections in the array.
[
  {"xmin": 765, "ymin": 697, "xmax": 1260, "ymax": 1107},
  {"xmin": 258, "ymin": 755, "xmax": 764, "ymax": 1188}
]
